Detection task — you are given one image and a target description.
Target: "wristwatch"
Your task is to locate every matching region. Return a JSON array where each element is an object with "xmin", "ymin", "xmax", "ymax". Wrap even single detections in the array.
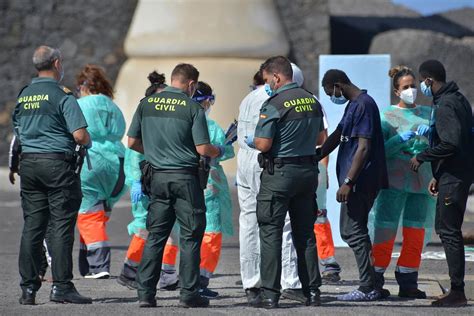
[{"xmin": 344, "ymin": 177, "xmax": 354, "ymax": 187}]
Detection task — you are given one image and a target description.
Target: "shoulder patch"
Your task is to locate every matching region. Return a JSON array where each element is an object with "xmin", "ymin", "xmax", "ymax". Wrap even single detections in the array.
[{"xmin": 60, "ymin": 86, "xmax": 73, "ymax": 95}]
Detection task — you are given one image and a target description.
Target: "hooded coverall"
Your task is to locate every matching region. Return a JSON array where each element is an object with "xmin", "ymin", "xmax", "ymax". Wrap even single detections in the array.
[{"xmin": 77, "ymin": 94, "xmax": 127, "ymax": 276}]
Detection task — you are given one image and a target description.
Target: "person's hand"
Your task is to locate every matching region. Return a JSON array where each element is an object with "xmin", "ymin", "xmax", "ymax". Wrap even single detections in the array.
[
  {"xmin": 409, "ymin": 156, "xmax": 422, "ymax": 172},
  {"xmin": 131, "ymin": 180, "xmax": 144, "ymax": 203},
  {"xmin": 244, "ymin": 134, "xmax": 256, "ymax": 149},
  {"xmin": 9, "ymin": 171, "xmax": 16, "ymax": 185},
  {"xmin": 336, "ymin": 184, "xmax": 352, "ymax": 203},
  {"xmin": 417, "ymin": 124, "xmax": 430, "ymax": 137},
  {"xmin": 399, "ymin": 131, "xmax": 416, "ymax": 143},
  {"xmin": 428, "ymin": 178, "xmax": 438, "ymax": 196}
]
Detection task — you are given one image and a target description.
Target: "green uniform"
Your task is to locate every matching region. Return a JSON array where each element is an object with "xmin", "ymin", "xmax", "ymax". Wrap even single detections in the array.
[
  {"xmin": 127, "ymin": 86, "xmax": 210, "ymax": 302},
  {"xmin": 12, "ymin": 77, "xmax": 87, "ymax": 292},
  {"xmin": 254, "ymin": 82, "xmax": 324, "ymax": 300}
]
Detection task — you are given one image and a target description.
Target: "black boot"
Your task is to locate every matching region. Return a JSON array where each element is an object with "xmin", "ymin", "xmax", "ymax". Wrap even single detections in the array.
[
  {"xmin": 179, "ymin": 295, "xmax": 210, "ymax": 308},
  {"xmin": 19, "ymin": 288, "xmax": 36, "ymax": 305},
  {"xmin": 375, "ymin": 272, "xmax": 391, "ymax": 298},
  {"xmin": 398, "ymin": 288, "xmax": 427, "ymax": 299},
  {"xmin": 117, "ymin": 274, "xmax": 138, "ymax": 290},
  {"xmin": 250, "ymin": 291, "xmax": 279, "ymax": 309},
  {"xmin": 245, "ymin": 287, "xmax": 260, "ymax": 305},
  {"xmin": 281, "ymin": 288, "xmax": 306, "ymax": 303},
  {"xmin": 395, "ymin": 271, "xmax": 425, "ymax": 298},
  {"xmin": 139, "ymin": 297, "xmax": 157, "ymax": 308},
  {"xmin": 50, "ymin": 285, "xmax": 92, "ymax": 304},
  {"xmin": 431, "ymin": 289, "xmax": 467, "ymax": 307}
]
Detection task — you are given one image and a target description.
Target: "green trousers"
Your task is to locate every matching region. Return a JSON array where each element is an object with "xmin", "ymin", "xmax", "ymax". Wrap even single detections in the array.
[
  {"xmin": 19, "ymin": 157, "xmax": 81, "ymax": 291},
  {"xmin": 136, "ymin": 171, "xmax": 206, "ymax": 301},
  {"xmin": 257, "ymin": 163, "xmax": 322, "ymax": 300}
]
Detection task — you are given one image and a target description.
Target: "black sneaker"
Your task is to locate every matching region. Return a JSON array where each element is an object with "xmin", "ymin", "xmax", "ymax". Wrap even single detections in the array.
[
  {"xmin": 19, "ymin": 288, "xmax": 36, "ymax": 305},
  {"xmin": 322, "ymin": 271, "xmax": 341, "ymax": 283},
  {"xmin": 84, "ymin": 271, "xmax": 110, "ymax": 279},
  {"xmin": 50, "ymin": 285, "xmax": 92, "ymax": 304},
  {"xmin": 117, "ymin": 274, "xmax": 138, "ymax": 290},
  {"xmin": 159, "ymin": 280, "xmax": 179, "ymax": 291},
  {"xmin": 179, "ymin": 295, "xmax": 210, "ymax": 308},
  {"xmin": 199, "ymin": 287, "xmax": 219, "ymax": 298}
]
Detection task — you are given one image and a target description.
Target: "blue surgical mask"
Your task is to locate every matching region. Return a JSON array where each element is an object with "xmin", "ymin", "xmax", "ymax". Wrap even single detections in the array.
[
  {"xmin": 330, "ymin": 86, "xmax": 347, "ymax": 105},
  {"xmin": 264, "ymin": 84, "xmax": 273, "ymax": 97},
  {"xmin": 420, "ymin": 81, "xmax": 432, "ymax": 97}
]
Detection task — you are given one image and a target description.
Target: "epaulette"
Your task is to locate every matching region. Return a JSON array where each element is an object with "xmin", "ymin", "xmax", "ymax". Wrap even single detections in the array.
[
  {"xmin": 302, "ymin": 87, "xmax": 316, "ymax": 96},
  {"xmin": 60, "ymin": 85, "xmax": 73, "ymax": 95},
  {"xmin": 266, "ymin": 92, "xmax": 279, "ymax": 103}
]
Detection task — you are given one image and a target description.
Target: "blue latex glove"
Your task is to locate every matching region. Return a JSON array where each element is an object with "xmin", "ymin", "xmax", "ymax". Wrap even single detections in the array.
[
  {"xmin": 215, "ymin": 145, "xmax": 226, "ymax": 159},
  {"xmin": 417, "ymin": 124, "xmax": 430, "ymax": 137},
  {"xmin": 131, "ymin": 180, "xmax": 144, "ymax": 204},
  {"xmin": 225, "ymin": 135, "xmax": 238, "ymax": 145},
  {"xmin": 244, "ymin": 134, "xmax": 256, "ymax": 149},
  {"xmin": 399, "ymin": 131, "xmax": 416, "ymax": 143}
]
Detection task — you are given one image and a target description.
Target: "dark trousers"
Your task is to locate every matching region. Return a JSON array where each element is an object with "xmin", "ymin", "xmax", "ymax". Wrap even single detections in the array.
[
  {"xmin": 257, "ymin": 164, "xmax": 322, "ymax": 300},
  {"xmin": 435, "ymin": 178, "xmax": 470, "ymax": 291},
  {"xmin": 340, "ymin": 190, "xmax": 377, "ymax": 290},
  {"xmin": 19, "ymin": 157, "xmax": 81, "ymax": 291},
  {"xmin": 136, "ymin": 172, "xmax": 206, "ymax": 301}
]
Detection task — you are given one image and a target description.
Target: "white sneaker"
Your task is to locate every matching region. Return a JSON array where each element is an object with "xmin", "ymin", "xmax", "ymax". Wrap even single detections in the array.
[{"xmin": 84, "ymin": 271, "xmax": 110, "ymax": 279}]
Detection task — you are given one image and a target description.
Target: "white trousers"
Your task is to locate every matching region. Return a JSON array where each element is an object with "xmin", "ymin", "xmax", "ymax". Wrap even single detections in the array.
[{"xmin": 237, "ymin": 149, "xmax": 262, "ymax": 289}]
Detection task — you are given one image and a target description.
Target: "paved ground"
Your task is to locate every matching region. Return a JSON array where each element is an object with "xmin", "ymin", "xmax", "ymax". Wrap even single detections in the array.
[{"xmin": 0, "ymin": 172, "xmax": 473, "ymax": 315}]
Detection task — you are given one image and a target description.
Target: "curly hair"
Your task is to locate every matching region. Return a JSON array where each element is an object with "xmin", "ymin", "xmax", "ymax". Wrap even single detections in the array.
[
  {"xmin": 145, "ymin": 70, "xmax": 167, "ymax": 97},
  {"xmin": 388, "ymin": 65, "xmax": 415, "ymax": 89},
  {"xmin": 76, "ymin": 64, "xmax": 114, "ymax": 99}
]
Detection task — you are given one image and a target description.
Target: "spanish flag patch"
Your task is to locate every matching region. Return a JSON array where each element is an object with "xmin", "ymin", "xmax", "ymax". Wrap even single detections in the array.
[{"xmin": 61, "ymin": 86, "xmax": 73, "ymax": 95}]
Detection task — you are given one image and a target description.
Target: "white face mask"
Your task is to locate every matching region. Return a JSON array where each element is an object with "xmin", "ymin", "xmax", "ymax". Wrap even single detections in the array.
[{"xmin": 399, "ymin": 87, "xmax": 417, "ymax": 105}]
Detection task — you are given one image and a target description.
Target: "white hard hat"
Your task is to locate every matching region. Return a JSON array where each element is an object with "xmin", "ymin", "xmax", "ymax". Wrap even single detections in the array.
[{"xmin": 291, "ymin": 62, "xmax": 304, "ymax": 87}]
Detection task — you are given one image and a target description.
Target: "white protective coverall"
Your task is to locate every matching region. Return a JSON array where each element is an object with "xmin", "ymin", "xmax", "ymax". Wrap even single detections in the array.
[{"xmin": 237, "ymin": 85, "xmax": 268, "ymax": 289}]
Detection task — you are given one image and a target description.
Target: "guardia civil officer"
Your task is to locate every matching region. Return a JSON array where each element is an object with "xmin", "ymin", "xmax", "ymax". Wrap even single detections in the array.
[
  {"xmin": 251, "ymin": 56, "xmax": 324, "ymax": 308},
  {"xmin": 12, "ymin": 46, "xmax": 92, "ymax": 305},
  {"xmin": 127, "ymin": 63, "xmax": 224, "ymax": 308},
  {"xmin": 410, "ymin": 60, "xmax": 473, "ymax": 307}
]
